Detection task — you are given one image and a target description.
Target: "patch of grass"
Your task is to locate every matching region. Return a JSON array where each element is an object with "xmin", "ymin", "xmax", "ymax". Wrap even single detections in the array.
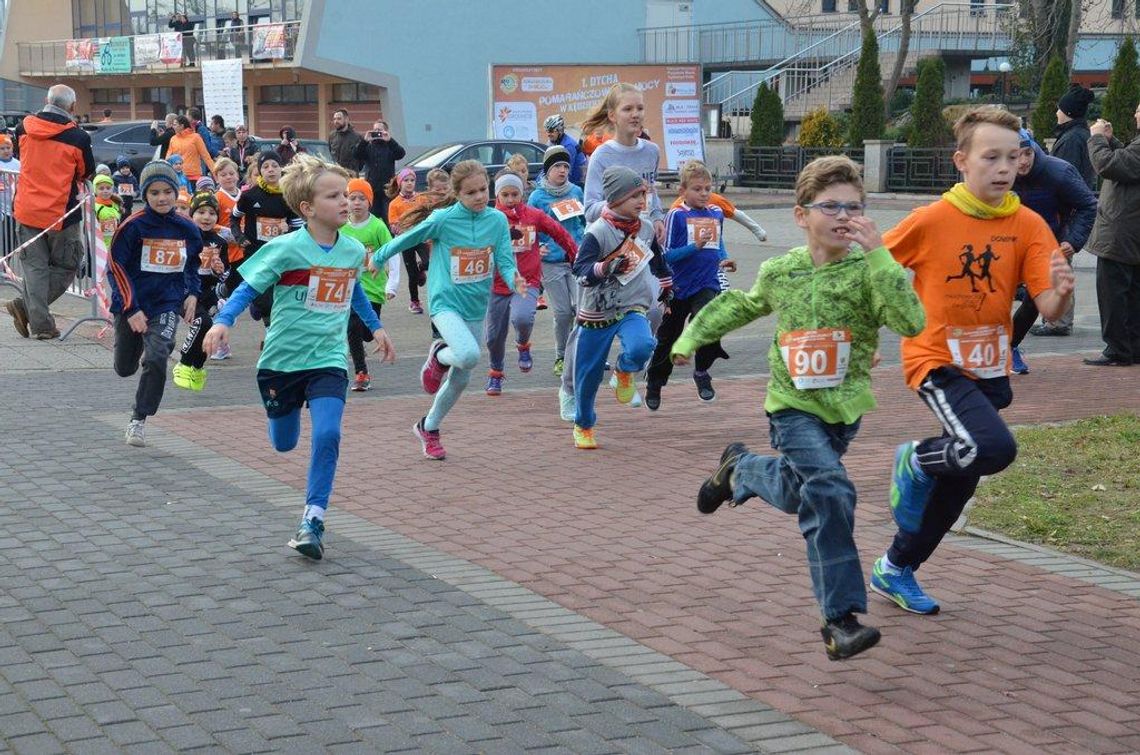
[{"xmin": 969, "ymin": 413, "xmax": 1140, "ymax": 571}]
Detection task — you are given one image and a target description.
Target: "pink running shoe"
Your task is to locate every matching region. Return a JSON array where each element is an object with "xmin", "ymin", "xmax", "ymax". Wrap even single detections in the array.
[
  {"xmin": 413, "ymin": 418, "xmax": 446, "ymax": 460},
  {"xmin": 420, "ymin": 339, "xmax": 449, "ymax": 394},
  {"xmin": 409, "ymin": 299, "xmax": 424, "ymax": 314}
]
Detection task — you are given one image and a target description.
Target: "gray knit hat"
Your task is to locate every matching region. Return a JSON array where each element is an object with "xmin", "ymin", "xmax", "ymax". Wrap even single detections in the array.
[
  {"xmin": 602, "ymin": 166, "xmax": 645, "ymax": 206},
  {"xmin": 139, "ymin": 160, "xmax": 179, "ymax": 195}
]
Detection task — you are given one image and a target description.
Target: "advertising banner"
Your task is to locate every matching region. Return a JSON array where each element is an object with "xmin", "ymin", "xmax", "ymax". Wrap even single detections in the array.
[
  {"xmin": 65, "ymin": 39, "xmax": 95, "ymax": 70},
  {"xmin": 201, "ymin": 59, "xmax": 245, "ymax": 135},
  {"xmin": 133, "ymin": 34, "xmax": 161, "ymax": 65},
  {"xmin": 251, "ymin": 24, "xmax": 287, "ymax": 59},
  {"xmin": 489, "ymin": 64, "xmax": 703, "ymax": 171},
  {"xmin": 158, "ymin": 32, "xmax": 183, "ymax": 64},
  {"xmin": 95, "ymin": 37, "xmax": 132, "ymax": 74}
]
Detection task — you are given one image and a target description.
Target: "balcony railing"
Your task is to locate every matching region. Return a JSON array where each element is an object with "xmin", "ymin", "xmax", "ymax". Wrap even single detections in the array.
[{"xmin": 18, "ymin": 21, "xmax": 301, "ymax": 77}]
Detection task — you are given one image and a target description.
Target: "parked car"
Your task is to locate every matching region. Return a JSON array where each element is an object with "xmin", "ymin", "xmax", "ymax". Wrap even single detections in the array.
[
  {"xmin": 82, "ymin": 120, "xmax": 157, "ymax": 174},
  {"xmin": 403, "ymin": 139, "xmax": 548, "ymax": 190}
]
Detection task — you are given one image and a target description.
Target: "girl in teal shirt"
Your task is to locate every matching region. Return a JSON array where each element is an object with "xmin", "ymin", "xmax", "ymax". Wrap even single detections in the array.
[{"xmin": 373, "ymin": 160, "xmax": 526, "ymax": 461}]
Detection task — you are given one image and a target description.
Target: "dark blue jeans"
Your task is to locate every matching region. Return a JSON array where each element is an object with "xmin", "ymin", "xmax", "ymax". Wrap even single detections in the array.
[
  {"xmin": 889, "ymin": 367, "xmax": 1016, "ymax": 569},
  {"xmin": 731, "ymin": 409, "xmax": 865, "ymax": 621}
]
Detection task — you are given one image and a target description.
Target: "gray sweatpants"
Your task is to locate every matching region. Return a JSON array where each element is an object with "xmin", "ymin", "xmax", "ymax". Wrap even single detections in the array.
[
  {"xmin": 17, "ymin": 222, "xmax": 84, "ymax": 335},
  {"xmin": 541, "ymin": 261, "xmax": 578, "ymax": 360},
  {"xmin": 114, "ymin": 311, "xmax": 179, "ymax": 420},
  {"xmin": 484, "ymin": 287, "xmax": 539, "ymax": 372}
]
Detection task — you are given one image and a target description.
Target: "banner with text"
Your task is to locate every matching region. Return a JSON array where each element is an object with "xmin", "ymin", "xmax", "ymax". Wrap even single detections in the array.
[
  {"xmin": 201, "ymin": 59, "xmax": 245, "ymax": 133},
  {"xmin": 95, "ymin": 37, "xmax": 132, "ymax": 74},
  {"xmin": 489, "ymin": 64, "xmax": 703, "ymax": 171},
  {"xmin": 65, "ymin": 39, "xmax": 95, "ymax": 70},
  {"xmin": 251, "ymin": 24, "xmax": 287, "ymax": 59}
]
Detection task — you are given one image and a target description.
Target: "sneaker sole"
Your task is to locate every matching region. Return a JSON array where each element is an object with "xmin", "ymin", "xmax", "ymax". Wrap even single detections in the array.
[
  {"xmin": 869, "ymin": 579, "xmax": 940, "ymax": 615},
  {"xmin": 288, "ymin": 539, "xmax": 323, "ymax": 560},
  {"xmin": 125, "ymin": 436, "xmax": 145, "ymax": 447}
]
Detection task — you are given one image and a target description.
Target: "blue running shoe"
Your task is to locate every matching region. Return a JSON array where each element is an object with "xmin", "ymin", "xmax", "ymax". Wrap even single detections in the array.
[
  {"xmin": 870, "ymin": 557, "xmax": 940, "ymax": 614},
  {"xmin": 890, "ymin": 441, "xmax": 934, "ymax": 534},
  {"xmin": 288, "ymin": 517, "xmax": 324, "ymax": 560},
  {"xmin": 1011, "ymin": 347, "xmax": 1029, "ymax": 375}
]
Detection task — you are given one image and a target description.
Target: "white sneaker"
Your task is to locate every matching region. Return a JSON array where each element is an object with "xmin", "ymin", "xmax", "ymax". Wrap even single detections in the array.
[
  {"xmin": 125, "ymin": 418, "xmax": 146, "ymax": 447},
  {"xmin": 558, "ymin": 386, "xmax": 575, "ymax": 422}
]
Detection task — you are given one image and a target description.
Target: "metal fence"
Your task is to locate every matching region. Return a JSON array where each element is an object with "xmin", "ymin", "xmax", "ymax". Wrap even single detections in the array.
[
  {"xmin": 886, "ymin": 146, "xmax": 960, "ymax": 193},
  {"xmin": 0, "ymin": 171, "xmax": 113, "ymax": 340},
  {"xmin": 738, "ymin": 146, "xmax": 865, "ymax": 189}
]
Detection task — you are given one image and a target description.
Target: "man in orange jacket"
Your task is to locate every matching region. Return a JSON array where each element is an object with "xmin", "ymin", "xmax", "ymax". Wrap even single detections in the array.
[{"xmin": 5, "ymin": 84, "xmax": 95, "ymax": 340}]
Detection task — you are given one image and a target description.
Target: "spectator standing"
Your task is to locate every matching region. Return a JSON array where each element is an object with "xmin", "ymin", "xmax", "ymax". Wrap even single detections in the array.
[
  {"xmin": 167, "ymin": 115, "xmax": 215, "ymax": 185},
  {"xmin": 223, "ymin": 10, "xmax": 245, "ymax": 57},
  {"xmin": 188, "ymin": 108, "xmax": 220, "ymax": 157},
  {"xmin": 208, "ymin": 115, "xmax": 227, "ymax": 155},
  {"xmin": 168, "ymin": 13, "xmax": 197, "ymax": 67},
  {"xmin": 149, "ymin": 114, "xmax": 177, "ymax": 159},
  {"xmin": 328, "ymin": 109, "xmax": 364, "ymax": 172},
  {"xmin": 0, "ymin": 134, "xmax": 20, "ymax": 261},
  {"xmin": 353, "ymin": 119, "xmax": 405, "ymax": 221},
  {"xmin": 99, "ymin": 108, "xmax": 113, "ymax": 123},
  {"xmin": 543, "ymin": 114, "xmax": 586, "ymax": 187},
  {"xmin": 276, "ymin": 126, "xmax": 305, "ymax": 165},
  {"xmin": 231, "ymin": 124, "xmax": 259, "ymax": 175},
  {"xmin": 5, "ymin": 84, "xmax": 95, "ymax": 340},
  {"xmin": 1083, "ymin": 113, "xmax": 1140, "ymax": 367},
  {"xmin": 1053, "ymin": 84, "xmax": 1096, "ymax": 190}
]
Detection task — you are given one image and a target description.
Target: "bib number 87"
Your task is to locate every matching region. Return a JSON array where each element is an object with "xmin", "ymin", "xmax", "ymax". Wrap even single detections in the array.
[{"xmin": 153, "ymin": 248, "xmax": 176, "ymax": 265}]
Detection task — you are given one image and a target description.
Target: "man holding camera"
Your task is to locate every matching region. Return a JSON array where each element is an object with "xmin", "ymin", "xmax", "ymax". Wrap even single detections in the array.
[{"xmin": 353, "ymin": 120, "xmax": 406, "ymax": 221}]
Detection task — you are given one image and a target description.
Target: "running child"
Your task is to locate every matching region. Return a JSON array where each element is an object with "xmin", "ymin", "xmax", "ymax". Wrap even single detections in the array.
[
  {"xmin": 645, "ymin": 160, "xmax": 734, "ymax": 410},
  {"xmin": 386, "ymin": 167, "xmax": 432, "ymax": 314},
  {"xmin": 112, "ymin": 156, "xmax": 139, "ymax": 214},
  {"xmin": 224, "ymin": 150, "xmax": 302, "ymax": 327},
  {"xmin": 175, "ymin": 190, "xmax": 192, "ymax": 218},
  {"xmin": 172, "ymin": 191, "xmax": 227, "ymax": 392},
  {"xmin": 372, "ymin": 159, "xmax": 525, "ymax": 460},
  {"xmin": 529, "ymin": 145, "xmax": 586, "ymax": 377},
  {"xmin": 673, "ymin": 155, "xmax": 926, "ymax": 660},
  {"xmin": 485, "ymin": 169, "xmax": 577, "ymax": 395},
  {"xmin": 207, "ymin": 157, "xmax": 244, "ymax": 360},
  {"xmin": 570, "ymin": 165, "xmax": 672, "ymax": 449},
  {"xmin": 168, "ymin": 154, "xmax": 191, "ymax": 192},
  {"xmin": 202, "ymin": 154, "xmax": 396, "ymax": 560},
  {"xmin": 669, "ymin": 190, "xmax": 768, "ymax": 243},
  {"xmin": 93, "ymin": 174, "xmax": 124, "ymax": 249},
  {"xmin": 343, "ymin": 177, "xmax": 399, "ymax": 392},
  {"xmin": 872, "ymin": 106, "xmax": 1074, "ymax": 615},
  {"xmin": 107, "ymin": 160, "xmax": 203, "ymax": 447}
]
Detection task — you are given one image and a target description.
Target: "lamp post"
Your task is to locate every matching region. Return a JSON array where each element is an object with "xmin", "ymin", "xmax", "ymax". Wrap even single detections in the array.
[{"xmin": 998, "ymin": 61, "xmax": 1012, "ymax": 103}]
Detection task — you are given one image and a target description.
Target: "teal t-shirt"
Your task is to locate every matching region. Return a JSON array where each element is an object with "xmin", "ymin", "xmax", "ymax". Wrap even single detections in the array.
[
  {"xmin": 373, "ymin": 202, "xmax": 517, "ymax": 321},
  {"xmin": 341, "ymin": 215, "xmax": 393, "ymax": 303},
  {"xmin": 238, "ymin": 226, "xmax": 367, "ymax": 372}
]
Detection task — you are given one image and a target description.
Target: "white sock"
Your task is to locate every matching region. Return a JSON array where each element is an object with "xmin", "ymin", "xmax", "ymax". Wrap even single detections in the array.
[
  {"xmin": 881, "ymin": 554, "xmax": 902, "ymax": 573},
  {"xmin": 303, "ymin": 505, "xmax": 325, "ymax": 522}
]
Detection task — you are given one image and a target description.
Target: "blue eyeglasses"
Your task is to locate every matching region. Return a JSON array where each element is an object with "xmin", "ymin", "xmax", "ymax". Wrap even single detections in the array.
[{"xmin": 800, "ymin": 201, "xmax": 866, "ymax": 217}]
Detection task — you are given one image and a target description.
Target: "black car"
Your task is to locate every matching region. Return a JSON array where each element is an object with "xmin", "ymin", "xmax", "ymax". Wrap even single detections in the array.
[
  {"xmin": 81, "ymin": 120, "xmax": 160, "ymax": 175},
  {"xmin": 404, "ymin": 139, "xmax": 548, "ymax": 190}
]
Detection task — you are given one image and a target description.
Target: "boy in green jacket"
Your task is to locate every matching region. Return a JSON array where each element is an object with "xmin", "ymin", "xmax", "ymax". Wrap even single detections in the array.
[{"xmin": 671, "ymin": 156, "xmax": 926, "ymax": 660}]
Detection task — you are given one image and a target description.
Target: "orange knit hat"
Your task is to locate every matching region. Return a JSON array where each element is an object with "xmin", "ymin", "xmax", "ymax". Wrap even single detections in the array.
[{"xmin": 347, "ymin": 178, "xmax": 373, "ymax": 204}]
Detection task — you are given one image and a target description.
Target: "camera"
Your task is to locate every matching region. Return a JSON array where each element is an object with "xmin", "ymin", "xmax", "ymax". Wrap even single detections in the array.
[{"xmin": 368, "ymin": 130, "xmax": 382, "ymax": 138}]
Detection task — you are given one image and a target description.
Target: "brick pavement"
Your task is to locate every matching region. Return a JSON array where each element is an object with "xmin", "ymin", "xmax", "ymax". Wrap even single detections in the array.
[{"xmin": 151, "ymin": 354, "xmax": 1140, "ymax": 754}]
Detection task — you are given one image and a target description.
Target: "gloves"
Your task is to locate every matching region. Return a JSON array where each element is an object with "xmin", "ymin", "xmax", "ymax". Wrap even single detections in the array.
[
  {"xmin": 593, "ymin": 254, "xmax": 626, "ymax": 280},
  {"xmin": 657, "ymin": 278, "xmax": 674, "ymax": 305},
  {"xmin": 509, "ymin": 227, "xmax": 523, "ymax": 242}
]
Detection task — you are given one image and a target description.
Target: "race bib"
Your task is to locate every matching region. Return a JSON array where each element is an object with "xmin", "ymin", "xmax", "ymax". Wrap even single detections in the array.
[
  {"xmin": 305, "ymin": 266, "xmax": 355, "ymax": 312},
  {"xmin": 450, "ymin": 246, "xmax": 492, "ymax": 283},
  {"xmin": 686, "ymin": 217, "xmax": 720, "ymax": 249},
  {"xmin": 99, "ymin": 218, "xmax": 118, "ymax": 237},
  {"xmin": 116, "ymin": 183, "xmax": 134, "ymax": 197},
  {"xmin": 551, "ymin": 198, "xmax": 584, "ymax": 221},
  {"xmin": 512, "ymin": 225, "xmax": 536, "ymax": 253},
  {"xmin": 140, "ymin": 238, "xmax": 186, "ymax": 273},
  {"xmin": 198, "ymin": 244, "xmax": 221, "ymax": 275},
  {"xmin": 779, "ymin": 328, "xmax": 852, "ymax": 389},
  {"xmin": 947, "ymin": 324, "xmax": 1008, "ymax": 379},
  {"xmin": 256, "ymin": 217, "xmax": 288, "ymax": 242},
  {"xmin": 603, "ymin": 235, "xmax": 653, "ymax": 286}
]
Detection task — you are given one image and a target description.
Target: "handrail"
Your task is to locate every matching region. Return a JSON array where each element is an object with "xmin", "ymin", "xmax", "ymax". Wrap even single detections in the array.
[{"xmin": 16, "ymin": 20, "xmax": 298, "ymax": 46}]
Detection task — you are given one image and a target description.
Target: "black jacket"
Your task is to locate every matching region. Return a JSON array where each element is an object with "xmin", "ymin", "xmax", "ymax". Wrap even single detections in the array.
[
  {"xmin": 328, "ymin": 125, "xmax": 364, "ymax": 172},
  {"xmin": 1086, "ymin": 133, "xmax": 1140, "ymax": 265},
  {"xmin": 353, "ymin": 137, "xmax": 406, "ymax": 191},
  {"xmin": 149, "ymin": 126, "xmax": 173, "ymax": 159},
  {"xmin": 1014, "ymin": 143, "xmax": 1097, "ymax": 251},
  {"xmin": 1052, "ymin": 119, "xmax": 1095, "ymax": 190}
]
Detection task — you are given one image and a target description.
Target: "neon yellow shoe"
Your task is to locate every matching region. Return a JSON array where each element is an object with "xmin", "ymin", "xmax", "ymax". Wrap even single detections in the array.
[
  {"xmin": 613, "ymin": 370, "xmax": 636, "ymax": 404},
  {"xmin": 189, "ymin": 366, "xmax": 207, "ymax": 391},
  {"xmin": 172, "ymin": 363, "xmax": 194, "ymax": 390},
  {"xmin": 573, "ymin": 425, "xmax": 597, "ymax": 449}
]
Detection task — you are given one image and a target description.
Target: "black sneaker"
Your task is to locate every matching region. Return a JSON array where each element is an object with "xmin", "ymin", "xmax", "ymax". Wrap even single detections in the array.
[
  {"xmin": 1028, "ymin": 323, "xmax": 1071, "ymax": 337},
  {"xmin": 821, "ymin": 614, "xmax": 881, "ymax": 661},
  {"xmin": 288, "ymin": 517, "xmax": 325, "ymax": 560},
  {"xmin": 693, "ymin": 371, "xmax": 715, "ymax": 402},
  {"xmin": 645, "ymin": 382, "xmax": 662, "ymax": 411},
  {"xmin": 697, "ymin": 442, "xmax": 748, "ymax": 514}
]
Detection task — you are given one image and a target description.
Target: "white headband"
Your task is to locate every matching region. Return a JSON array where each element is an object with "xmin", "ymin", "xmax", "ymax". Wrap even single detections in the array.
[{"xmin": 495, "ymin": 173, "xmax": 525, "ymax": 195}]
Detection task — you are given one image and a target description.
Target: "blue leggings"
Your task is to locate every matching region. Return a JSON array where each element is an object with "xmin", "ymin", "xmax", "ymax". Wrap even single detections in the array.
[
  {"xmin": 267, "ymin": 396, "xmax": 345, "ymax": 511},
  {"xmin": 425, "ymin": 310, "xmax": 483, "ymax": 431},
  {"xmin": 573, "ymin": 312, "xmax": 656, "ymax": 429}
]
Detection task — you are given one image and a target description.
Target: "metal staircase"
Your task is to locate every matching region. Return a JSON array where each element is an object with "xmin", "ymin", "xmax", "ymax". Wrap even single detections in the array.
[{"xmin": 701, "ymin": 3, "xmax": 1013, "ymax": 121}]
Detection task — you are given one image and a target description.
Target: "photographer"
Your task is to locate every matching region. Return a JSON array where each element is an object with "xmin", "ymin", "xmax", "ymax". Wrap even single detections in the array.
[
  {"xmin": 168, "ymin": 13, "xmax": 196, "ymax": 67},
  {"xmin": 353, "ymin": 120, "xmax": 405, "ymax": 220}
]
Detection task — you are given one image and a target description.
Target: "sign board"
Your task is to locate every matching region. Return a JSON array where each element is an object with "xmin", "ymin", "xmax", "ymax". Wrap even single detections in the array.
[
  {"xmin": 251, "ymin": 24, "xmax": 287, "ymax": 59},
  {"xmin": 96, "ymin": 37, "xmax": 132, "ymax": 74},
  {"xmin": 133, "ymin": 34, "xmax": 162, "ymax": 65},
  {"xmin": 489, "ymin": 64, "xmax": 704, "ymax": 171},
  {"xmin": 158, "ymin": 32, "xmax": 183, "ymax": 65},
  {"xmin": 65, "ymin": 39, "xmax": 95, "ymax": 70},
  {"xmin": 201, "ymin": 59, "xmax": 245, "ymax": 133}
]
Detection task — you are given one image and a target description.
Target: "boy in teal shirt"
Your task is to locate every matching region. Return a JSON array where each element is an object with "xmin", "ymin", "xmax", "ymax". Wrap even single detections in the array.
[
  {"xmin": 342, "ymin": 178, "xmax": 399, "ymax": 391},
  {"xmin": 204, "ymin": 155, "xmax": 396, "ymax": 560},
  {"xmin": 672, "ymin": 156, "xmax": 926, "ymax": 660}
]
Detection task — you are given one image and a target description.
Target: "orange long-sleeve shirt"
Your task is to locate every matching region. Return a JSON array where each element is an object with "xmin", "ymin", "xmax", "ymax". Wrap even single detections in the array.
[{"xmin": 167, "ymin": 131, "xmax": 215, "ymax": 180}]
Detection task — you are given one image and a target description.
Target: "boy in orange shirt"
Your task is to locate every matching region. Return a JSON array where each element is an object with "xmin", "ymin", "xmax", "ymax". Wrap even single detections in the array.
[{"xmin": 872, "ymin": 107, "xmax": 1075, "ymax": 615}]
